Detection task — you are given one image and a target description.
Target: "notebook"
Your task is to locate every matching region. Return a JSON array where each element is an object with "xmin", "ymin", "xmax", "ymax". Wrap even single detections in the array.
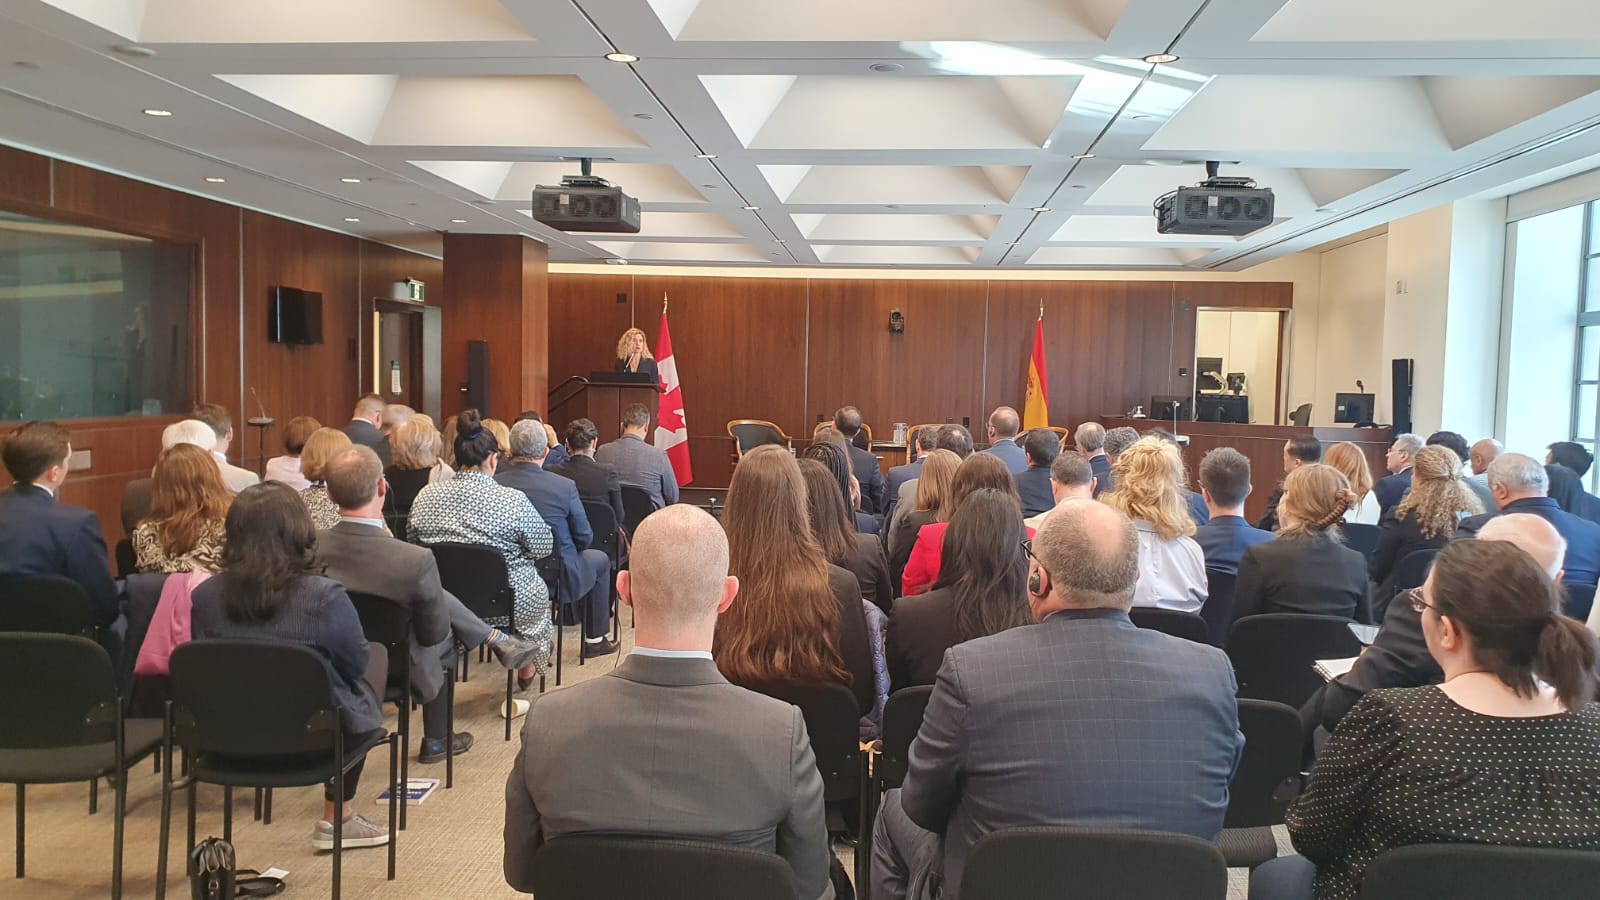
[
  {"xmin": 1314, "ymin": 657, "xmax": 1359, "ymax": 682},
  {"xmin": 376, "ymin": 777, "xmax": 440, "ymax": 806}
]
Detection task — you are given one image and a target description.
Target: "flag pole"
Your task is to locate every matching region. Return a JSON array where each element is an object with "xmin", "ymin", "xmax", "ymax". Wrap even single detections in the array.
[
  {"xmin": 663, "ymin": 292, "xmax": 668, "ymax": 314},
  {"xmin": 1038, "ymin": 299, "xmax": 1044, "ymax": 321}
]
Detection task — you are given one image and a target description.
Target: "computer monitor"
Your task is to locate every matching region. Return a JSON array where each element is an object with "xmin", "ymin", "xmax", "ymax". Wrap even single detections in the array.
[
  {"xmin": 1150, "ymin": 394, "xmax": 1191, "ymax": 422},
  {"xmin": 1334, "ymin": 392, "xmax": 1376, "ymax": 424},
  {"xmin": 1196, "ymin": 393, "xmax": 1249, "ymax": 424}
]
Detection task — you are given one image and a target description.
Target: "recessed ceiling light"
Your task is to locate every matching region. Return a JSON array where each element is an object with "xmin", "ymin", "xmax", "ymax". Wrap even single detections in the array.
[
  {"xmin": 450, "ymin": 218, "xmax": 467, "ymax": 224},
  {"xmin": 870, "ymin": 63, "xmax": 903, "ymax": 73},
  {"xmin": 141, "ymin": 108, "xmax": 172, "ymax": 117},
  {"xmin": 1032, "ymin": 207, "xmax": 1051, "ymax": 213},
  {"xmin": 702, "ymin": 184, "xmax": 718, "ymax": 189},
  {"xmin": 112, "ymin": 44, "xmax": 156, "ymax": 58},
  {"xmin": 343, "ymin": 217, "xmax": 360, "ymax": 223},
  {"xmin": 742, "ymin": 205, "xmax": 760, "ymax": 211},
  {"xmin": 633, "ymin": 113, "xmax": 654, "ymax": 120},
  {"xmin": 204, "ymin": 176, "xmax": 226, "ymax": 183},
  {"xmin": 340, "ymin": 177, "xmax": 363, "ymax": 184},
  {"xmin": 605, "ymin": 257, "xmax": 629, "ymax": 265},
  {"xmin": 1142, "ymin": 53, "xmax": 1180, "ymax": 64},
  {"xmin": 1070, "ymin": 184, "xmax": 1087, "ymax": 189},
  {"xmin": 695, "ymin": 153, "xmax": 717, "ymax": 160},
  {"xmin": 1072, "ymin": 153, "xmax": 1096, "ymax": 160},
  {"xmin": 605, "ymin": 52, "xmax": 639, "ymax": 63},
  {"xmin": 775, "ymin": 239, "xmax": 786, "ymax": 243},
  {"xmin": 13, "ymin": 61, "xmax": 40, "ymax": 71}
]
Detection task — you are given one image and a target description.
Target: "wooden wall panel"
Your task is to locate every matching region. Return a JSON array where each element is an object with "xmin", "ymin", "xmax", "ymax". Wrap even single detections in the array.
[
  {"xmin": 521, "ymin": 239, "xmax": 550, "ymax": 414},
  {"xmin": 547, "ymin": 272, "xmax": 636, "ymax": 415},
  {"xmin": 1178, "ymin": 281, "xmax": 1293, "ymax": 309},
  {"xmin": 0, "ymin": 146, "xmax": 51, "ymax": 206},
  {"xmin": 441, "ymin": 234, "xmax": 548, "ymax": 423}
]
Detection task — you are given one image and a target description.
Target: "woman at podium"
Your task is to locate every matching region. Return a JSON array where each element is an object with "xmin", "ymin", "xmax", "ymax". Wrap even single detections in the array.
[{"xmin": 616, "ymin": 327, "xmax": 658, "ymax": 382}]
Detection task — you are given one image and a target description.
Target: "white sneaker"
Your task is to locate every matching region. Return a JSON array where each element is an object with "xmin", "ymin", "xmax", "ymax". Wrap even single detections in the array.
[{"xmin": 310, "ymin": 814, "xmax": 390, "ymax": 851}]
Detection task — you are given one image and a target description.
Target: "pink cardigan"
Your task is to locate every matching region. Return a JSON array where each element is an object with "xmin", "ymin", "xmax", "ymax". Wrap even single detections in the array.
[{"xmin": 134, "ymin": 569, "xmax": 211, "ymax": 678}]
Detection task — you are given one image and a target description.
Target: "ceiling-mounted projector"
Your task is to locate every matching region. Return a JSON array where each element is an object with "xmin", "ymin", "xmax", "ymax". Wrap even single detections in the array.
[
  {"xmin": 1154, "ymin": 161, "xmax": 1274, "ymax": 237},
  {"xmin": 531, "ymin": 158, "xmax": 641, "ymax": 233}
]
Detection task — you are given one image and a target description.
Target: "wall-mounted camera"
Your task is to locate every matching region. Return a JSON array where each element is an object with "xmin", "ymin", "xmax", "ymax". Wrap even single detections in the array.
[{"xmin": 888, "ymin": 309, "xmax": 905, "ymax": 333}]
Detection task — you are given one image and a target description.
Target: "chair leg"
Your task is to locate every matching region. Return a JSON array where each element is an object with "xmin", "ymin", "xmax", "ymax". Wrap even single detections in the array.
[
  {"xmin": 445, "ymin": 674, "xmax": 455, "ymax": 790},
  {"xmin": 155, "ymin": 704, "xmax": 174, "ymax": 900},
  {"xmin": 184, "ymin": 781, "xmax": 196, "ymax": 857},
  {"xmin": 222, "ymin": 786, "xmax": 232, "ymax": 844},
  {"xmin": 89, "ymin": 776, "xmax": 98, "ymax": 815},
  {"xmin": 112, "ymin": 759, "xmax": 126, "ymax": 900},
  {"xmin": 578, "ymin": 600, "xmax": 587, "ymax": 668},
  {"xmin": 332, "ymin": 731, "xmax": 344, "ymax": 900},
  {"xmin": 397, "ymin": 695, "xmax": 409, "ymax": 832},
  {"xmin": 253, "ymin": 787, "xmax": 262, "ymax": 822},
  {"xmin": 504, "ymin": 670, "xmax": 514, "ymax": 742},
  {"xmin": 386, "ymin": 733, "xmax": 398, "ymax": 881},
  {"xmin": 555, "ymin": 610, "xmax": 564, "ymax": 686},
  {"xmin": 263, "ymin": 788, "xmax": 272, "ymax": 826},
  {"xmin": 14, "ymin": 783, "xmax": 23, "ymax": 879}
]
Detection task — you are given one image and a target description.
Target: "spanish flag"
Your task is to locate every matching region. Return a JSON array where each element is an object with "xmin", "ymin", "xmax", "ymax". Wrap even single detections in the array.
[{"xmin": 1023, "ymin": 310, "xmax": 1050, "ymax": 430}]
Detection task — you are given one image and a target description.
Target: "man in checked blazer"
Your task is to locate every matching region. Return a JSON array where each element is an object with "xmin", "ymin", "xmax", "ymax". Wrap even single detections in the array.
[
  {"xmin": 871, "ymin": 499, "xmax": 1243, "ymax": 900},
  {"xmin": 503, "ymin": 504, "xmax": 833, "ymax": 900}
]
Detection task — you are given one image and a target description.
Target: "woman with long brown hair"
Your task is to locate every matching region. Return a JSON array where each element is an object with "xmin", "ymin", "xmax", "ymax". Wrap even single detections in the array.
[
  {"xmin": 801, "ymin": 458, "xmax": 892, "ymax": 613},
  {"xmin": 1324, "ymin": 441, "xmax": 1380, "ymax": 525},
  {"xmin": 1234, "ymin": 464, "xmax": 1371, "ymax": 623},
  {"xmin": 715, "ymin": 445, "xmax": 874, "ymax": 716},
  {"xmin": 133, "ymin": 443, "xmax": 232, "ymax": 573},
  {"xmin": 901, "ymin": 453, "xmax": 1027, "ymax": 597},
  {"xmin": 1098, "ymin": 436, "xmax": 1207, "ymax": 612},
  {"xmin": 888, "ymin": 448, "xmax": 961, "ymax": 593},
  {"xmin": 1371, "ymin": 445, "xmax": 1483, "ymax": 591}
]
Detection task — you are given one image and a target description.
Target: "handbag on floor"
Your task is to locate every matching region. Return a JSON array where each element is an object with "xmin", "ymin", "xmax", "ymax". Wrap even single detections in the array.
[{"xmin": 189, "ymin": 837, "xmax": 236, "ymax": 900}]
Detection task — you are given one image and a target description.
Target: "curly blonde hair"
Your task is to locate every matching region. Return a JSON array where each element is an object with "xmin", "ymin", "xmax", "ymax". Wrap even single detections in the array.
[
  {"xmin": 616, "ymin": 327, "xmax": 653, "ymax": 362},
  {"xmin": 1395, "ymin": 444, "xmax": 1484, "ymax": 539},
  {"xmin": 1278, "ymin": 464, "xmax": 1356, "ymax": 540},
  {"xmin": 1101, "ymin": 436, "xmax": 1195, "ymax": 540}
]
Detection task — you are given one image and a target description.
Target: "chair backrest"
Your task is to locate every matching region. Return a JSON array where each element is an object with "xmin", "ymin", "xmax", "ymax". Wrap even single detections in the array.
[
  {"xmin": 169, "ymin": 640, "xmax": 342, "ymax": 757},
  {"xmin": 1340, "ymin": 522, "xmax": 1381, "ymax": 561},
  {"xmin": 582, "ymin": 501, "xmax": 622, "ymax": 566},
  {"xmin": 428, "ymin": 542, "xmax": 514, "ymax": 621},
  {"xmin": 1357, "ymin": 844, "xmax": 1600, "ymax": 900},
  {"xmin": 1129, "ymin": 607, "xmax": 1211, "ymax": 644},
  {"xmin": 0, "ymin": 632, "xmax": 117, "ymax": 751},
  {"xmin": 0, "ymin": 574, "xmax": 95, "ymax": 636},
  {"xmin": 960, "ymin": 826, "xmax": 1228, "ymax": 900},
  {"xmin": 879, "ymin": 685, "xmax": 934, "ymax": 789},
  {"xmin": 1289, "ymin": 403, "xmax": 1312, "ymax": 427},
  {"xmin": 115, "ymin": 538, "xmax": 137, "ymax": 578},
  {"xmin": 1375, "ymin": 547, "xmax": 1440, "ymax": 623},
  {"xmin": 746, "ymin": 680, "xmax": 861, "ymax": 803},
  {"xmin": 727, "ymin": 420, "xmax": 790, "ymax": 457},
  {"xmin": 530, "ymin": 835, "xmax": 799, "ymax": 900},
  {"xmin": 903, "ymin": 424, "xmax": 939, "ymax": 464},
  {"xmin": 1199, "ymin": 569, "xmax": 1237, "ymax": 647},
  {"xmin": 619, "ymin": 484, "xmax": 657, "ymax": 537},
  {"xmin": 1227, "ymin": 613, "xmax": 1364, "ymax": 707},
  {"xmin": 1226, "ymin": 699, "xmax": 1303, "ymax": 828},
  {"xmin": 347, "ymin": 591, "xmax": 414, "ymax": 692}
]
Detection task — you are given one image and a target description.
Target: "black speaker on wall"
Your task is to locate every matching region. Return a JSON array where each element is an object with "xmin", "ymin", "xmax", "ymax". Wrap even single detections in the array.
[
  {"xmin": 1391, "ymin": 358, "xmax": 1414, "ymax": 437},
  {"xmin": 465, "ymin": 340, "xmax": 490, "ymax": 417}
]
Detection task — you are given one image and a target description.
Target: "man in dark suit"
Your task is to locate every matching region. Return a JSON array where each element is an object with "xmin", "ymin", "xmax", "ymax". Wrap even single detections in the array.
[
  {"xmin": 884, "ymin": 428, "xmax": 936, "ymax": 524},
  {"xmin": 871, "ymin": 499, "xmax": 1243, "ymax": 900},
  {"xmin": 1427, "ymin": 431, "xmax": 1496, "ymax": 512},
  {"xmin": 1074, "ymin": 421, "xmax": 1113, "ymax": 498},
  {"xmin": 498, "ymin": 420, "xmax": 616, "ymax": 658},
  {"xmin": 888, "ymin": 424, "xmax": 976, "ymax": 536},
  {"xmin": 341, "ymin": 393, "xmax": 392, "ymax": 468},
  {"xmin": 980, "ymin": 407, "xmax": 1027, "ymax": 475},
  {"xmin": 548, "ymin": 418, "xmax": 625, "ymax": 526},
  {"xmin": 0, "ymin": 421, "xmax": 119, "ymax": 628},
  {"xmin": 1194, "ymin": 447, "xmax": 1274, "ymax": 576},
  {"xmin": 1013, "ymin": 428, "xmax": 1059, "ymax": 518},
  {"xmin": 834, "ymin": 406, "xmax": 886, "ymax": 515},
  {"xmin": 1459, "ymin": 453, "xmax": 1600, "ymax": 588},
  {"xmin": 1257, "ymin": 434, "xmax": 1322, "ymax": 531},
  {"xmin": 1374, "ymin": 432, "xmax": 1422, "ymax": 517},
  {"xmin": 504, "ymin": 505, "xmax": 832, "ymax": 900}
]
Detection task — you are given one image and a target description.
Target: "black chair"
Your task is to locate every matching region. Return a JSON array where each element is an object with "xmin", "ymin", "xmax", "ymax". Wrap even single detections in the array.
[
  {"xmin": 531, "ymin": 835, "xmax": 799, "ymax": 900},
  {"xmin": 0, "ymin": 574, "xmax": 95, "ymax": 636},
  {"xmin": 0, "ymin": 633, "xmax": 161, "ymax": 899},
  {"xmin": 535, "ymin": 554, "xmax": 577, "ymax": 683},
  {"xmin": 727, "ymin": 420, "xmax": 793, "ymax": 459},
  {"xmin": 1289, "ymin": 403, "xmax": 1312, "ymax": 427},
  {"xmin": 1129, "ymin": 607, "xmax": 1210, "ymax": 644},
  {"xmin": 1219, "ymin": 699, "xmax": 1303, "ymax": 868},
  {"xmin": 875, "ymin": 686, "xmax": 933, "ymax": 792},
  {"xmin": 428, "ymin": 542, "xmax": 521, "ymax": 740},
  {"xmin": 960, "ymin": 826, "xmax": 1228, "ymax": 900},
  {"xmin": 1228, "ymin": 614, "xmax": 1364, "ymax": 708},
  {"xmin": 1375, "ymin": 548, "xmax": 1438, "ymax": 624},
  {"xmin": 1340, "ymin": 522, "xmax": 1380, "ymax": 562},
  {"xmin": 1357, "ymin": 844, "xmax": 1600, "ymax": 899},
  {"xmin": 1563, "ymin": 583, "xmax": 1596, "ymax": 622},
  {"xmin": 158, "ymin": 641, "xmax": 399, "ymax": 900},
  {"xmin": 620, "ymin": 483, "xmax": 658, "ymax": 539},
  {"xmin": 583, "ymin": 500, "xmax": 626, "ymax": 639},
  {"xmin": 1199, "ymin": 569, "xmax": 1236, "ymax": 647},
  {"xmin": 114, "ymin": 539, "xmax": 137, "ymax": 579}
]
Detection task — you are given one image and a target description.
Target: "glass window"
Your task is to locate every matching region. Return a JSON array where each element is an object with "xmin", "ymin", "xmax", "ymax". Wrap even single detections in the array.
[
  {"xmin": 0, "ymin": 211, "xmax": 192, "ymax": 420},
  {"xmin": 1577, "ymin": 383, "xmax": 1599, "ymax": 442}
]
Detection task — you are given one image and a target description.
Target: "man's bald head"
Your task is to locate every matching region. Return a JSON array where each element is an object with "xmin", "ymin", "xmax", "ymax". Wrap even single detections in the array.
[
  {"xmin": 1469, "ymin": 438, "xmax": 1503, "ymax": 476},
  {"xmin": 1478, "ymin": 513, "xmax": 1566, "ymax": 582},
  {"xmin": 621, "ymin": 505, "xmax": 736, "ymax": 637},
  {"xmin": 1030, "ymin": 498, "xmax": 1140, "ymax": 616}
]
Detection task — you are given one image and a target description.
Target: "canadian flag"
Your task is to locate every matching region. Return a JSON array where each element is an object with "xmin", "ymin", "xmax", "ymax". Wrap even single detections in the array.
[{"xmin": 653, "ymin": 302, "xmax": 693, "ymax": 486}]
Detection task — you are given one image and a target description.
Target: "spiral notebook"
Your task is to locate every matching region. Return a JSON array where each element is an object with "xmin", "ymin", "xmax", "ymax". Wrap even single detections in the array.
[{"xmin": 1314, "ymin": 657, "xmax": 1359, "ymax": 682}]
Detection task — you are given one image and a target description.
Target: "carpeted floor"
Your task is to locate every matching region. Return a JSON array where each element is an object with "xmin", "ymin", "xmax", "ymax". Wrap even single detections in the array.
[{"xmin": 4, "ymin": 616, "xmax": 1277, "ymax": 898}]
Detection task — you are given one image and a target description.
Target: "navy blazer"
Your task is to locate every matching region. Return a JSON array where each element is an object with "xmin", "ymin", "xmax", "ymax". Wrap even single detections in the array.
[
  {"xmin": 1185, "ymin": 489, "xmax": 1211, "ymax": 526},
  {"xmin": 341, "ymin": 419, "xmax": 392, "ymax": 468},
  {"xmin": 1088, "ymin": 453, "xmax": 1112, "ymax": 498},
  {"xmin": 1194, "ymin": 515, "xmax": 1275, "ymax": 576},
  {"xmin": 1459, "ymin": 496, "xmax": 1600, "ymax": 586},
  {"xmin": 548, "ymin": 455, "xmax": 625, "ymax": 525},
  {"xmin": 1014, "ymin": 466, "xmax": 1056, "ymax": 518},
  {"xmin": 846, "ymin": 443, "xmax": 887, "ymax": 515},
  {"xmin": 0, "ymin": 484, "xmax": 118, "ymax": 625},
  {"xmin": 885, "ymin": 457, "xmax": 923, "ymax": 506},
  {"xmin": 496, "ymin": 462, "xmax": 594, "ymax": 603},
  {"xmin": 981, "ymin": 438, "xmax": 1028, "ymax": 475},
  {"xmin": 1374, "ymin": 469, "xmax": 1411, "ymax": 518}
]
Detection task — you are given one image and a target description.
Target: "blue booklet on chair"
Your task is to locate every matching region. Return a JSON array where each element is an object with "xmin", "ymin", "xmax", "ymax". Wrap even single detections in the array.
[{"xmin": 376, "ymin": 778, "xmax": 439, "ymax": 806}]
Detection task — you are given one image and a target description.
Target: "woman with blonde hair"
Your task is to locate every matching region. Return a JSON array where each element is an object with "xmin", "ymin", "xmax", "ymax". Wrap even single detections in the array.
[
  {"xmin": 483, "ymin": 418, "xmax": 512, "ymax": 464},
  {"xmin": 615, "ymin": 327, "xmax": 658, "ymax": 382},
  {"xmin": 1234, "ymin": 464, "xmax": 1371, "ymax": 622},
  {"xmin": 715, "ymin": 445, "xmax": 875, "ymax": 716},
  {"xmin": 1100, "ymin": 436, "xmax": 1207, "ymax": 612},
  {"xmin": 1324, "ymin": 441, "xmax": 1380, "ymax": 525},
  {"xmin": 1370, "ymin": 445, "xmax": 1483, "ymax": 610},
  {"xmin": 133, "ymin": 443, "xmax": 232, "ymax": 573},
  {"xmin": 887, "ymin": 449, "xmax": 961, "ymax": 593},
  {"xmin": 384, "ymin": 415, "xmax": 455, "ymax": 540},
  {"xmin": 298, "ymin": 427, "xmax": 354, "ymax": 530}
]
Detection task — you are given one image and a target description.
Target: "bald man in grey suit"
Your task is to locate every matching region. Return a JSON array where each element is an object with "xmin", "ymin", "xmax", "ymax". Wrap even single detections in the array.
[{"xmin": 503, "ymin": 505, "xmax": 832, "ymax": 900}]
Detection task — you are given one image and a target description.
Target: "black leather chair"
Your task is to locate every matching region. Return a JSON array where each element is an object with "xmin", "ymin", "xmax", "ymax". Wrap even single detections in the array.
[
  {"xmin": 960, "ymin": 826, "xmax": 1228, "ymax": 900},
  {"xmin": 536, "ymin": 554, "xmax": 578, "ymax": 681},
  {"xmin": 620, "ymin": 483, "xmax": 658, "ymax": 535},
  {"xmin": 428, "ymin": 542, "xmax": 522, "ymax": 738},
  {"xmin": 1357, "ymin": 844, "xmax": 1600, "ymax": 899},
  {"xmin": 158, "ymin": 641, "xmax": 399, "ymax": 900},
  {"xmin": 1375, "ymin": 548, "xmax": 1438, "ymax": 624},
  {"xmin": 583, "ymin": 499, "xmax": 625, "ymax": 640},
  {"xmin": 1199, "ymin": 569, "xmax": 1236, "ymax": 647},
  {"xmin": 0, "ymin": 574, "xmax": 95, "ymax": 636},
  {"xmin": 1228, "ymin": 614, "xmax": 1364, "ymax": 708},
  {"xmin": 531, "ymin": 835, "xmax": 800, "ymax": 900},
  {"xmin": 114, "ymin": 539, "xmax": 137, "ymax": 579},
  {"xmin": 1129, "ymin": 607, "xmax": 1210, "ymax": 644},
  {"xmin": 1340, "ymin": 522, "xmax": 1380, "ymax": 562},
  {"xmin": 1220, "ymin": 699, "xmax": 1303, "ymax": 868},
  {"xmin": 875, "ymin": 686, "xmax": 933, "ymax": 793},
  {"xmin": 727, "ymin": 420, "xmax": 793, "ymax": 460}
]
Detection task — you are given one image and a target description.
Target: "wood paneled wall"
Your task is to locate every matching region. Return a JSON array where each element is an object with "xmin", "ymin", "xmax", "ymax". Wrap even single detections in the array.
[
  {"xmin": 548, "ymin": 273, "xmax": 1293, "ymax": 487},
  {"xmin": 441, "ymin": 234, "xmax": 549, "ymax": 422}
]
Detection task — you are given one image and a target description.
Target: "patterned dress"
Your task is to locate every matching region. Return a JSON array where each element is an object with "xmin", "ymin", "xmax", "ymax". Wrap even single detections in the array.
[
  {"xmin": 406, "ymin": 470, "xmax": 554, "ymax": 645},
  {"xmin": 300, "ymin": 484, "xmax": 342, "ymax": 531},
  {"xmin": 132, "ymin": 519, "xmax": 226, "ymax": 573}
]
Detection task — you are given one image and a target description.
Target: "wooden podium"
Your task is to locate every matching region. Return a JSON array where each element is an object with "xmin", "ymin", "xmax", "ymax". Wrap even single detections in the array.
[{"xmin": 558, "ymin": 374, "xmax": 660, "ymax": 445}]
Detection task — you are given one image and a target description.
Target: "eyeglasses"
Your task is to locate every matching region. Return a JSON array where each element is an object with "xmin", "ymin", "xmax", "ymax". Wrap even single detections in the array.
[
  {"xmin": 1407, "ymin": 586, "xmax": 1435, "ymax": 614},
  {"xmin": 1019, "ymin": 538, "xmax": 1037, "ymax": 562}
]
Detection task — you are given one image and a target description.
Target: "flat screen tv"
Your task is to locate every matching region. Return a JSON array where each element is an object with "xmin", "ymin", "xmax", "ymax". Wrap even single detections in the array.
[
  {"xmin": 1334, "ymin": 392, "xmax": 1375, "ymax": 424},
  {"xmin": 268, "ymin": 286, "xmax": 323, "ymax": 345}
]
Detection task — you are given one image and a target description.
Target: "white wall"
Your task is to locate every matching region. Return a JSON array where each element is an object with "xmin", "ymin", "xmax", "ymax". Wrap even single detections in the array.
[
  {"xmin": 1501, "ymin": 205, "xmax": 1583, "ymax": 452},
  {"xmin": 1312, "ymin": 235, "xmax": 1387, "ymax": 424},
  {"xmin": 1383, "ymin": 206, "xmax": 1455, "ymax": 436},
  {"xmin": 1440, "ymin": 199, "xmax": 1507, "ymax": 441},
  {"xmin": 1196, "ymin": 309, "xmax": 1281, "ymax": 423}
]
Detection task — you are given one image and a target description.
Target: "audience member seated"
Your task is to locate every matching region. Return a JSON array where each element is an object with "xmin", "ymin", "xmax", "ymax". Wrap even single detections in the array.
[
  {"xmin": 889, "ymin": 424, "xmax": 977, "ymax": 529},
  {"xmin": 1427, "ymin": 431, "xmax": 1496, "ymax": 512},
  {"xmin": 1374, "ymin": 432, "xmax": 1423, "ymax": 518},
  {"xmin": 439, "ymin": 415, "xmax": 458, "ymax": 468},
  {"xmin": 1300, "ymin": 514, "xmax": 1564, "ymax": 741},
  {"xmin": 886, "ymin": 427, "xmax": 937, "ymax": 522},
  {"xmin": 188, "ymin": 482, "xmax": 392, "ymax": 851},
  {"xmin": 1470, "ymin": 437, "xmax": 1502, "ymax": 488},
  {"xmin": 382, "ymin": 415, "xmax": 454, "ymax": 540},
  {"xmin": 1323, "ymin": 441, "xmax": 1380, "ymax": 525},
  {"xmin": 516, "ymin": 411, "xmax": 570, "ymax": 468},
  {"xmin": 298, "ymin": 427, "xmax": 355, "ymax": 531},
  {"xmin": 1140, "ymin": 428, "xmax": 1212, "ymax": 526},
  {"xmin": 263, "ymin": 415, "xmax": 320, "ymax": 491},
  {"xmin": 0, "ymin": 421, "xmax": 118, "ymax": 626},
  {"xmin": 1259, "ymin": 435, "xmax": 1322, "ymax": 531},
  {"xmin": 1102, "ymin": 425, "xmax": 1139, "ymax": 467},
  {"xmin": 122, "ymin": 418, "xmax": 218, "ymax": 534},
  {"xmin": 802, "ymin": 459, "xmax": 892, "ymax": 613},
  {"xmin": 380, "ymin": 403, "xmax": 413, "ymax": 437},
  {"xmin": 191, "ymin": 402, "xmax": 261, "ymax": 494},
  {"xmin": 497, "ymin": 420, "xmax": 616, "ymax": 658},
  {"xmin": 1370, "ymin": 445, "xmax": 1483, "ymax": 591},
  {"xmin": 483, "ymin": 418, "xmax": 512, "ymax": 465},
  {"xmin": 1194, "ymin": 447, "xmax": 1274, "ymax": 576},
  {"xmin": 902, "ymin": 454, "xmax": 1029, "ymax": 597},
  {"xmin": 1252, "ymin": 539, "xmax": 1600, "ymax": 900},
  {"xmin": 133, "ymin": 443, "xmax": 230, "ymax": 574},
  {"xmin": 1546, "ymin": 463, "xmax": 1600, "ymax": 525},
  {"xmin": 980, "ymin": 406, "xmax": 1026, "ymax": 475},
  {"xmin": 829, "ymin": 405, "xmax": 886, "ymax": 514},
  {"xmin": 1075, "ymin": 421, "xmax": 1113, "ymax": 498},
  {"xmin": 1548, "ymin": 440, "xmax": 1594, "ymax": 478},
  {"xmin": 1023, "ymin": 452, "xmax": 1096, "ymax": 530},
  {"xmin": 886, "ymin": 489, "xmax": 1031, "ymax": 690},
  {"xmin": 888, "ymin": 449, "xmax": 961, "ymax": 592},
  {"xmin": 342, "ymin": 393, "xmax": 392, "ymax": 468},
  {"xmin": 594, "ymin": 402, "xmax": 680, "ymax": 509},
  {"xmin": 1100, "ymin": 437, "xmax": 1207, "ymax": 612},
  {"xmin": 1234, "ymin": 465, "xmax": 1370, "ymax": 623},
  {"xmin": 549, "ymin": 418, "xmax": 625, "ymax": 524},
  {"xmin": 1460, "ymin": 453, "xmax": 1600, "ymax": 589},
  {"xmin": 409, "ymin": 411, "xmax": 554, "ymax": 664},
  {"xmin": 716, "ymin": 445, "xmax": 876, "ymax": 719},
  {"xmin": 502, "ymin": 505, "xmax": 832, "ymax": 900},
  {"xmin": 871, "ymin": 499, "xmax": 1243, "ymax": 900},
  {"xmin": 1013, "ymin": 428, "xmax": 1059, "ymax": 517}
]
